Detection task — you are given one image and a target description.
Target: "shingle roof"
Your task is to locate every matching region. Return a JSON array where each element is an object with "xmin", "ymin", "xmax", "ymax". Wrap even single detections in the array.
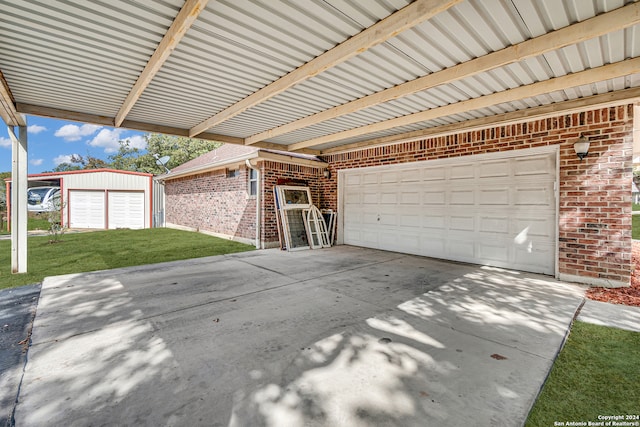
[
  {"xmin": 170, "ymin": 144, "xmax": 259, "ymax": 174},
  {"xmin": 164, "ymin": 144, "xmax": 325, "ymax": 179}
]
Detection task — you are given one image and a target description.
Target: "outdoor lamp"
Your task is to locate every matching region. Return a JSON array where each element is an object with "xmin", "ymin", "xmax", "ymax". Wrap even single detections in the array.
[
  {"xmin": 573, "ymin": 134, "xmax": 590, "ymax": 161},
  {"xmin": 323, "ymin": 169, "xmax": 331, "ymax": 179}
]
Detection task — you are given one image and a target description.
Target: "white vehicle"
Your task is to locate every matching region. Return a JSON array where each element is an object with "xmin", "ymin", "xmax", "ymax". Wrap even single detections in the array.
[{"xmin": 27, "ymin": 186, "xmax": 61, "ymax": 213}]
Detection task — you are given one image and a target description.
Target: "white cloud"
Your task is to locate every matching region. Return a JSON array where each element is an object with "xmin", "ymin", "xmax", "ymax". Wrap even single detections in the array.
[
  {"xmin": 0, "ymin": 136, "xmax": 10, "ymax": 148},
  {"xmin": 87, "ymin": 129, "xmax": 147, "ymax": 153},
  {"xmin": 87, "ymin": 128, "xmax": 123, "ymax": 153},
  {"xmin": 28, "ymin": 124, "xmax": 47, "ymax": 134},
  {"xmin": 127, "ymin": 134, "xmax": 147, "ymax": 150},
  {"xmin": 30, "ymin": 158, "xmax": 44, "ymax": 166},
  {"xmin": 54, "ymin": 154, "xmax": 77, "ymax": 165},
  {"xmin": 55, "ymin": 124, "xmax": 102, "ymax": 141}
]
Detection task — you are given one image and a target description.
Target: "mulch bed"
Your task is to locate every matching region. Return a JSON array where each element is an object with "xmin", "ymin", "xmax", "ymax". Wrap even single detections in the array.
[{"xmin": 585, "ymin": 241, "xmax": 640, "ymax": 307}]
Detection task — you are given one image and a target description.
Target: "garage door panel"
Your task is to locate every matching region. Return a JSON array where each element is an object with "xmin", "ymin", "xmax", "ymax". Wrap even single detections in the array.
[
  {"xmin": 362, "ymin": 212, "xmax": 377, "ymax": 224},
  {"xmin": 448, "ymin": 240, "xmax": 475, "ymax": 259},
  {"xmin": 478, "ymin": 242, "xmax": 510, "ymax": 263},
  {"xmin": 423, "ymin": 167, "xmax": 446, "ymax": 181},
  {"xmin": 362, "ymin": 231, "xmax": 378, "ymax": 245},
  {"xmin": 341, "ymin": 149, "xmax": 557, "ymax": 275},
  {"xmin": 345, "ymin": 174, "xmax": 362, "ymax": 186},
  {"xmin": 380, "ymin": 171, "xmax": 399, "ymax": 183},
  {"xmin": 69, "ymin": 191, "xmax": 105, "ymax": 229},
  {"xmin": 514, "ymin": 242, "xmax": 555, "ymax": 274},
  {"xmin": 479, "ymin": 216, "xmax": 510, "ymax": 234},
  {"xmin": 399, "ymin": 214, "xmax": 421, "ymax": 228},
  {"xmin": 363, "ymin": 173, "xmax": 378, "ymax": 184},
  {"xmin": 514, "ymin": 185, "xmax": 553, "ymax": 206},
  {"xmin": 479, "ymin": 160, "xmax": 510, "ymax": 178},
  {"xmin": 423, "ymin": 214, "xmax": 446, "ymax": 229},
  {"xmin": 450, "ymin": 215, "xmax": 474, "ymax": 231},
  {"xmin": 424, "ymin": 190, "xmax": 446, "ymax": 205},
  {"xmin": 381, "ymin": 232, "xmax": 418, "ymax": 251},
  {"xmin": 380, "ymin": 192, "xmax": 397, "ymax": 204},
  {"xmin": 378, "ymin": 213, "xmax": 397, "ymax": 226},
  {"xmin": 514, "ymin": 156, "xmax": 554, "ymax": 176},
  {"xmin": 479, "ymin": 188, "xmax": 509, "ymax": 205},
  {"xmin": 362, "ymin": 192, "xmax": 377, "ymax": 204},
  {"xmin": 450, "ymin": 164, "xmax": 474, "ymax": 180},
  {"xmin": 400, "ymin": 169, "xmax": 420, "ymax": 182},
  {"xmin": 450, "ymin": 190, "xmax": 474, "ymax": 205},
  {"xmin": 513, "ymin": 217, "xmax": 554, "ymax": 238},
  {"xmin": 108, "ymin": 192, "xmax": 144, "ymax": 229},
  {"xmin": 422, "ymin": 238, "xmax": 446, "ymax": 254},
  {"xmin": 400, "ymin": 191, "xmax": 420, "ymax": 205}
]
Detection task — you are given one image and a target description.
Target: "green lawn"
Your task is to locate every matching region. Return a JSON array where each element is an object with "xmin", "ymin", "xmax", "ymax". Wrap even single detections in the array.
[
  {"xmin": 0, "ymin": 214, "xmax": 52, "ymax": 235},
  {"xmin": 526, "ymin": 321, "xmax": 640, "ymax": 426},
  {"xmin": 0, "ymin": 228, "xmax": 254, "ymax": 289},
  {"xmin": 634, "ymin": 215, "xmax": 640, "ymax": 240}
]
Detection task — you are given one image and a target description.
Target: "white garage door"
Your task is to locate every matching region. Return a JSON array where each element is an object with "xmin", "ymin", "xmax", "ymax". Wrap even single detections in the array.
[
  {"xmin": 108, "ymin": 191, "xmax": 145, "ymax": 229},
  {"xmin": 69, "ymin": 190, "xmax": 105, "ymax": 229},
  {"xmin": 341, "ymin": 149, "xmax": 557, "ymax": 275}
]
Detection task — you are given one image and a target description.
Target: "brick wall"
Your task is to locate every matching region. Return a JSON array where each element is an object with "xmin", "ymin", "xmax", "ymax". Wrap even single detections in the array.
[
  {"xmin": 320, "ymin": 105, "xmax": 635, "ymax": 287},
  {"xmin": 261, "ymin": 161, "xmax": 325, "ymax": 246},
  {"xmin": 165, "ymin": 166, "xmax": 256, "ymax": 242}
]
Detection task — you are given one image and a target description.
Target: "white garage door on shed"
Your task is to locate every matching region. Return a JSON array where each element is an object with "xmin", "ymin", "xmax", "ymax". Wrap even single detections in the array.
[
  {"xmin": 340, "ymin": 147, "xmax": 558, "ymax": 275},
  {"xmin": 108, "ymin": 191, "xmax": 145, "ymax": 229},
  {"xmin": 69, "ymin": 190, "xmax": 105, "ymax": 229}
]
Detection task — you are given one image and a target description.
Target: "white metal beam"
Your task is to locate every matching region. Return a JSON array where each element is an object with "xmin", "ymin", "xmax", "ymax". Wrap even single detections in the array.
[
  {"xmin": 9, "ymin": 123, "xmax": 28, "ymax": 274},
  {"xmin": 289, "ymin": 57, "xmax": 640, "ymax": 151},
  {"xmin": 189, "ymin": 0, "xmax": 463, "ymax": 137},
  {"xmin": 114, "ymin": 0, "xmax": 209, "ymax": 127},
  {"xmin": 320, "ymin": 86, "xmax": 640, "ymax": 155},
  {"xmin": 245, "ymin": 1, "xmax": 640, "ymax": 146}
]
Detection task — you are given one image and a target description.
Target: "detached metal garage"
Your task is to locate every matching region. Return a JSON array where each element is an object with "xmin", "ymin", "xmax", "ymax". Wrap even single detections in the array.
[
  {"xmin": 21, "ymin": 169, "xmax": 152, "ymax": 230},
  {"xmin": 339, "ymin": 147, "xmax": 557, "ymax": 275}
]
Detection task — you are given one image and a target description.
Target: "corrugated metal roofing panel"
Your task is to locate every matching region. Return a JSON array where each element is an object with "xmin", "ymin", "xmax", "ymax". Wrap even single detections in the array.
[
  {"xmin": 0, "ymin": 0, "xmax": 180, "ymax": 117},
  {"xmin": 126, "ymin": 0, "xmax": 409, "ymax": 127},
  {"xmin": 1, "ymin": 0, "xmax": 638, "ymax": 155},
  {"xmin": 208, "ymin": 1, "xmax": 635, "ymax": 145}
]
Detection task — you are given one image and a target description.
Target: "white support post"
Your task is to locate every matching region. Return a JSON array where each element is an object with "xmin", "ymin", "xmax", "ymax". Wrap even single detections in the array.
[{"xmin": 10, "ymin": 123, "xmax": 28, "ymax": 273}]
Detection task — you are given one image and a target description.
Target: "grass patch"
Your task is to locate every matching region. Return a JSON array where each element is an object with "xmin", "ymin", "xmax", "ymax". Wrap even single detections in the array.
[
  {"xmin": 526, "ymin": 321, "xmax": 640, "ymax": 426},
  {"xmin": 0, "ymin": 214, "xmax": 53, "ymax": 235},
  {"xmin": 634, "ymin": 215, "xmax": 640, "ymax": 240},
  {"xmin": 0, "ymin": 228, "xmax": 254, "ymax": 290}
]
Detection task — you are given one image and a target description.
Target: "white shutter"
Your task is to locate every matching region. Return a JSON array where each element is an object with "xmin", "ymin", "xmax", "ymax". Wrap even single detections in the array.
[
  {"xmin": 69, "ymin": 190, "xmax": 106, "ymax": 229},
  {"xmin": 108, "ymin": 192, "xmax": 145, "ymax": 229}
]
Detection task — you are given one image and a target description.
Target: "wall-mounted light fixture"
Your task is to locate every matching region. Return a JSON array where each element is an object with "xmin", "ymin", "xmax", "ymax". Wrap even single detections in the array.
[
  {"xmin": 323, "ymin": 169, "xmax": 331, "ymax": 179},
  {"xmin": 573, "ymin": 134, "xmax": 590, "ymax": 161}
]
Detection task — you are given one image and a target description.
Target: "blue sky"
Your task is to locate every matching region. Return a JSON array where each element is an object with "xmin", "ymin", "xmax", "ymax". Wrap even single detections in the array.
[{"xmin": 1, "ymin": 116, "xmax": 147, "ymax": 174}]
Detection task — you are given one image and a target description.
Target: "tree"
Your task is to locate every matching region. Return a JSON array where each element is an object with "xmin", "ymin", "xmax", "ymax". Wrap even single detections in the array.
[
  {"xmin": 50, "ymin": 154, "xmax": 108, "ymax": 172},
  {"xmin": 109, "ymin": 134, "xmax": 223, "ymax": 174},
  {"xmin": 108, "ymin": 139, "xmax": 146, "ymax": 172}
]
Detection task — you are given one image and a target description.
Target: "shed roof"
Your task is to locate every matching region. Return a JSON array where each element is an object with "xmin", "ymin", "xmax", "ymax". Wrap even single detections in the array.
[
  {"xmin": 1, "ymin": 0, "xmax": 639, "ymax": 155},
  {"xmin": 164, "ymin": 145, "xmax": 327, "ymax": 180},
  {"xmin": 5, "ymin": 168, "xmax": 153, "ymax": 182}
]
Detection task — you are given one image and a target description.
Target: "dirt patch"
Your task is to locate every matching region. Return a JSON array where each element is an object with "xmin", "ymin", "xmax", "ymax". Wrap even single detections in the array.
[{"xmin": 586, "ymin": 241, "xmax": 640, "ymax": 307}]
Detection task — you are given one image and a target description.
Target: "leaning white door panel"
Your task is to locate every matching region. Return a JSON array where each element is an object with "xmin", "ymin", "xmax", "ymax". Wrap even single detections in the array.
[
  {"xmin": 69, "ymin": 190, "xmax": 105, "ymax": 229},
  {"xmin": 341, "ymin": 148, "xmax": 557, "ymax": 275}
]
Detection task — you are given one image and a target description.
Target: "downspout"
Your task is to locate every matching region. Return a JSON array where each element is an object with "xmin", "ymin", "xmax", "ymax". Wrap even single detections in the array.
[{"xmin": 245, "ymin": 159, "xmax": 261, "ymax": 249}]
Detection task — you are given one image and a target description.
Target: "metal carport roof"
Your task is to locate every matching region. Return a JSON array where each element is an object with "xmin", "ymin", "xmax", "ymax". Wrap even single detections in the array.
[
  {"xmin": 2, "ymin": 0, "xmax": 640, "ymax": 273},
  {"xmin": 1, "ymin": 0, "xmax": 639, "ymax": 153}
]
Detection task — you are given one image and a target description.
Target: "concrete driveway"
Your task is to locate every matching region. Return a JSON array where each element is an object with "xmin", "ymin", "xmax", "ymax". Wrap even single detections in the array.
[{"xmin": 15, "ymin": 246, "xmax": 584, "ymax": 426}]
